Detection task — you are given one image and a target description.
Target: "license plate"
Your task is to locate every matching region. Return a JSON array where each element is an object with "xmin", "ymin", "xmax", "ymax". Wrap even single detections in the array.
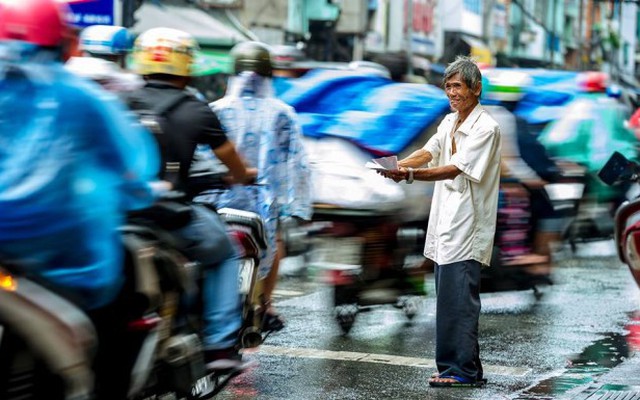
[
  {"xmin": 309, "ymin": 237, "xmax": 363, "ymax": 268},
  {"xmin": 238, "ymin": 259, "xmax": 254, "ymax": 295}
]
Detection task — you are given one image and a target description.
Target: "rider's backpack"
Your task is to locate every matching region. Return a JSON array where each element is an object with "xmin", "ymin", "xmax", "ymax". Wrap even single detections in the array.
[{"xmin": 129, "ymin": 91, "xmax": 190, "ymax": 189}]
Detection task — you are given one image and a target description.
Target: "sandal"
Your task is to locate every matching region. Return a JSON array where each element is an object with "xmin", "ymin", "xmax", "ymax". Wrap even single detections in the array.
[{"xmin": 428, "ymin": 374, "xmax": 487, "ymax": 388}]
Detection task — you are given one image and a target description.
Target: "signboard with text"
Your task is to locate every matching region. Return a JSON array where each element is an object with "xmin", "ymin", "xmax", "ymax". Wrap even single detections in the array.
[{"xmin": 65, "ymin": 0, "xmax": 120, "ymax": 28}]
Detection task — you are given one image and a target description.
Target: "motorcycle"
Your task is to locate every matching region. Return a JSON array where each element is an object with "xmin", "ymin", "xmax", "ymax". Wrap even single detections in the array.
[
  {"xmin": 302, "ymin": 205, "xmax": 426, "ymax": 335},
  {"xmin": 598, "ymin": 151, "xmax": 640, "ymax": 289},
  {"xmin": 0, "ymin": 194, "xmax": 269, "ymax": 399},
  {"xmin": 483, "ymin": 172, "xmax": 585, "ymax": 297}
]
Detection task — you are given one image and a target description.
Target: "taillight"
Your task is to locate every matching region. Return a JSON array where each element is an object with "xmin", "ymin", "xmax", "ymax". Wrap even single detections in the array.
[
  {"xmin": 0, "ymin": 268, "xmax": 17, "ymax": 292},
  {"xmin": 128, "ymin": 314, "xmax": 162, "ymax": 332},
  {"xmin": 322, "ymin": 267, "xmax": 360, "ymax": 286},
  {"xmin": 231, "ymin": 230, "xmax": 260, "ymax": 258}
]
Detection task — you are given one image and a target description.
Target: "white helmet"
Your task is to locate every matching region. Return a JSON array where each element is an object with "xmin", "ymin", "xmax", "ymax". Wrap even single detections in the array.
[{"xmin": 80, "ymin": 25, "xmax": 132, "ymax": 55}]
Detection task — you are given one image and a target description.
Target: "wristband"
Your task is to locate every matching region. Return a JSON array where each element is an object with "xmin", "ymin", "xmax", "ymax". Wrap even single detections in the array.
[{"xmin": 406, "ymin": 167, "xmax": 414, "ymax": 184}]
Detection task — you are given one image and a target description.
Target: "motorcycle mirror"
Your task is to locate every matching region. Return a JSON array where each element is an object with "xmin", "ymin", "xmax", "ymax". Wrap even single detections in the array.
[{"xmin": 598, "ymin": 151, "xmax": 635, "ymax": 186}]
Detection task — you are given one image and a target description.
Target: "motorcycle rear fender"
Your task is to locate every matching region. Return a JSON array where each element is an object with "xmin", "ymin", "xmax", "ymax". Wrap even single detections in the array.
[
  {"xmin": 625, "ymin": 230, "xmax": 640, "ymax": 272},
  {"xmin": 0, "ymin": 268, "xmax": 97, "ymax": 399},
  {"xmin": 217, "ymin": 208, "xmax": 268, "ymax": 250}
]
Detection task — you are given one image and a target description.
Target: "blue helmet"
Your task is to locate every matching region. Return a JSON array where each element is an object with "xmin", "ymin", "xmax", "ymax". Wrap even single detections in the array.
[{"xmin": 80, "ymin": 25, "xmax": 132, "ymax": 55}]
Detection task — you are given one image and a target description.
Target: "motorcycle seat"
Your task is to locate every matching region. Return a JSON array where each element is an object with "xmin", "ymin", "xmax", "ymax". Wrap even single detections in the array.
[{"xmin": 217, "ymin": 208, "xmax": 267, "ymax": 250}]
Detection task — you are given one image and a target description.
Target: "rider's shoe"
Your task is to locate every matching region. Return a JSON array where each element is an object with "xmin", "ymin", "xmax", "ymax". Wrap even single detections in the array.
[{"xmin": 205, "ymin": 347, "xmax": 243, "ymax": 371}]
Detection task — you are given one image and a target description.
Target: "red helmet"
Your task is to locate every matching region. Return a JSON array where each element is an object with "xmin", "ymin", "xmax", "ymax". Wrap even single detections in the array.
[
  {"xmin": 0, "ymin": 0, "xmax": 72, "ymax": 48},
  {"xmin": 576, "ymin": 71, "xmax": 609, "ymax": 93}
]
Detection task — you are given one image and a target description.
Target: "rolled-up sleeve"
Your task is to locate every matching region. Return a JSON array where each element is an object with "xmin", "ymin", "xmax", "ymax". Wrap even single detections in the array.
[
  {"xmin": 423, "ymin": 126, "xmax": 445, "ymax": 167},
  {"xmin": 450, "ymin": 126, "xmax": 500, "ymax": 183}
]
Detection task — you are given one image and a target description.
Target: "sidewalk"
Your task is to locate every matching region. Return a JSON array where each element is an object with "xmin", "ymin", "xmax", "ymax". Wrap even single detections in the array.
[{"xmin": 569, "ymin": 353, "xmax": 640, "ymax": 399}]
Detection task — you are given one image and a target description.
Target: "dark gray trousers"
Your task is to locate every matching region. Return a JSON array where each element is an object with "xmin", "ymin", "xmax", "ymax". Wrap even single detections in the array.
[{"xmin": 434, "ymin": 259, "xmax": 483, "ymax": 381}]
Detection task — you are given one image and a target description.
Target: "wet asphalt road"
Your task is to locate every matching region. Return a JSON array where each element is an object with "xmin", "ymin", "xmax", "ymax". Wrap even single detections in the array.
[{"xmin": 218, "ymin": 241, "xmax": 640, "ymax": 400}]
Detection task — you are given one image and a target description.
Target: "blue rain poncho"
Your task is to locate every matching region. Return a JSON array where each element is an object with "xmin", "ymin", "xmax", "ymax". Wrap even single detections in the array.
[
  {"xmin": 198, "ymin": 72, "xmax": 312, "ymax": 278},
  {"xmin": 272, "ymin": 69, "xmax": 451, "ymax": 155},
  {"xmin": 0, "ymin": 43, "xmax": 159, "ymax": 308}
]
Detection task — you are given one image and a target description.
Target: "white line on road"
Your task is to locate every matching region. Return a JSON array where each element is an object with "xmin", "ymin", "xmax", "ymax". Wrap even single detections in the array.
[
  {"xmin": 255, "ymin": 345, "xmax": 532, "ymax": 377},
  {"xmin": 271, "ymin": 289, "xmax": 305, "ymax": 297}
]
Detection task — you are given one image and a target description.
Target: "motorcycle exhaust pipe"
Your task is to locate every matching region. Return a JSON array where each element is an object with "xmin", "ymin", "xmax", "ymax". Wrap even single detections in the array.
[{"xmin": 240, "ymin": 327, "xmax": 263, "ymax": 349}]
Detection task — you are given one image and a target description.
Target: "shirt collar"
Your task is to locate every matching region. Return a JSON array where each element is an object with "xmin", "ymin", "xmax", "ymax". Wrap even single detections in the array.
[{"xmin": 454, "ymin": 103, "xmax": 484, "ymax": 135}]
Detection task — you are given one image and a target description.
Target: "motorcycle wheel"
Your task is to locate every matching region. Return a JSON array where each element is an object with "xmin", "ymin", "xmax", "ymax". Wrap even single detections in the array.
[
  {"xmin": 335, "ymin": 305, "xmax": 358, "ymax": 335},
  {"xmin": 401, "ymin": 297, "xmax": 421, "ymax": 320}
]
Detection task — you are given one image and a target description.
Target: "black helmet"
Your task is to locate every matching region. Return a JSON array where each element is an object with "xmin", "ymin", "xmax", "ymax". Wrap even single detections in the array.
[{"xmin": 231, "ymin": 41, "xmax": 273, "ymax": 77}]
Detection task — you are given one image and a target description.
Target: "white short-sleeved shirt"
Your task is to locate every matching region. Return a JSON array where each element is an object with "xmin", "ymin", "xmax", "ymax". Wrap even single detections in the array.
[{"xmin": 422, "ymin": 103, "xmax": 501, "ymax": 266}]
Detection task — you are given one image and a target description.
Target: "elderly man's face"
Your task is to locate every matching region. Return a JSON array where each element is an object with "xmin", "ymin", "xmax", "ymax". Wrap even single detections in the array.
[{"xmin": 444, "ymin": 72, "xmax": 481, "ymax": 115}]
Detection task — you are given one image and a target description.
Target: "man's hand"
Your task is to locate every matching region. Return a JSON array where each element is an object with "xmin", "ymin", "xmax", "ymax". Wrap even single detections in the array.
[
  {"xmin": 223, "ymin": 167, "xmax": 259, "ymax": 185},
  {"xmin": 244, "ymin": 167, "xmax": 258, "ymax": 184},
  {"xmin": 377, "ymin": 167, "xmax": 407, "ymax": 183}
]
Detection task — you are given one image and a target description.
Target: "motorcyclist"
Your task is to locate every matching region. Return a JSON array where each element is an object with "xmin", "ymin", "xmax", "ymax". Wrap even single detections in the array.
[
  {"xmin": 0, "ymin": 4, "xmax": 163, "ymax": 397},
  {"xmin": 483, "ymin": 69, "xmax": 562, "ymax": 267},
  {"xmin": 194, "ymin": 41, "xmax": 312, "ymax": 330},
  {"xmin": 0, "ymin": 0, "xmax": 158, "ymax": 312},
  {"xmin": 126, "ymin": 27, "xmax": 258, "ymax": 367},
  {"xmin": 66, "ymin": 24, "xmax": 143, "ymax": 92}
]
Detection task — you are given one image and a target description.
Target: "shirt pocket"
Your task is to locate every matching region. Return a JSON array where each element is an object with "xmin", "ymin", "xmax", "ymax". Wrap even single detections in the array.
[{"xmin": 444, "ymin": 174, "xmax": 468, "ymax": 193}]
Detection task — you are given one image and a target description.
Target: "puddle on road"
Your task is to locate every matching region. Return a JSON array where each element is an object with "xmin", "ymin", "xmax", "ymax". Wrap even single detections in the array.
[{"xmin": 514, "ymin": 331, "xmax": 630, "ymax": 399}]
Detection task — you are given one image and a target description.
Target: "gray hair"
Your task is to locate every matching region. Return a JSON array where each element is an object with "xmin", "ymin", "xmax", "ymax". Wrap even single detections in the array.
[{"xmin": 443, "ymin": 56, "xmax": 482, "ymax": 92}]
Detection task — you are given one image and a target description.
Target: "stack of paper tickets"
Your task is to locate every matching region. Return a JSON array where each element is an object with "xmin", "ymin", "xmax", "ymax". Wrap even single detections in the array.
[{"xmin": 365, "ymin": 156, "xmax": 399, "ymax": 171}]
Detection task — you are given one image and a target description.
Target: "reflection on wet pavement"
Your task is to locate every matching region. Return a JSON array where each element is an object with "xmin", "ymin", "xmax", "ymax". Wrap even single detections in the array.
[{"xmin": 515, "ymin": 332, "xmax": 630, "ymax": 399}]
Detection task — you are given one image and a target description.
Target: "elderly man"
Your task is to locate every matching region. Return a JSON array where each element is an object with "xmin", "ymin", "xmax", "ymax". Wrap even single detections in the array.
[{"xmin": 380, "ymin": 56, "xmax": 501, "ymax": 387}]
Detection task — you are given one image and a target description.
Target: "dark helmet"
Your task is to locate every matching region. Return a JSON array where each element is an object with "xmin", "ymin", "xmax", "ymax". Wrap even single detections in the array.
[{"xmin": 231, "ymin": 41, "xmax": 272, "ymax": 77}]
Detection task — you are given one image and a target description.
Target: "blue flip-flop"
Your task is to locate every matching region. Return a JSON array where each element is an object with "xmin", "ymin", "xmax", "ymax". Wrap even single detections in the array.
[{"xmin": 428, "ymin": 374, "xmax": 487, "ymax": 388}]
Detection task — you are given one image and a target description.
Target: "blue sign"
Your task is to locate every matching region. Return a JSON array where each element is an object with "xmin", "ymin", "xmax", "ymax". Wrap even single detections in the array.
[{"xmin": 67, "ymin": 0, "xmax": 117, "ymax": 28}]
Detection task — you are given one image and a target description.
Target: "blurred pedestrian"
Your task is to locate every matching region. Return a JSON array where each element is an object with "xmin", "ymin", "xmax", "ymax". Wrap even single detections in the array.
[
  {"xmin": 379, "ymin": 56, "xmax": 501, "ymax": 387},
  {"xmin": 195, "ymin": 41, "xmax": 312, "ymax": 331},
  {"xmin": 126, "ymin": 27, "xmax": 257, "ymax": 368}
]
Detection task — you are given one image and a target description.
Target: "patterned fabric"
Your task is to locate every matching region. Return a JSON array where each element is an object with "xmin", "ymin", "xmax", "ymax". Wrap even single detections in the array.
[{"xmin": 198, "ymin": 72, "xmax": 312, "ymax": 277}]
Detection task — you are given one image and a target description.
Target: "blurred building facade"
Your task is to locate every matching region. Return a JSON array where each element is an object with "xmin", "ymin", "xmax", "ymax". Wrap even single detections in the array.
[{"xmin": 73, "ymin": 0, "xmax": 638, "ymax": 78}]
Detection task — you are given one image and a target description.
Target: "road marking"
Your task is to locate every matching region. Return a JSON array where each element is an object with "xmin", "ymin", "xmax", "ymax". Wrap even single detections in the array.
[
  {"xmin": 255, "ymin": 345, "xmax": 532, "ymax": 377},
  {"xmin": 271, "ymin": 289, "xmax": 305, "ymax": 297}
]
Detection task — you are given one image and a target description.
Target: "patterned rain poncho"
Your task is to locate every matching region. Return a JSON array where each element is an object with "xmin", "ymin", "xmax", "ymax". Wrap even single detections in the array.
[{"xmin": 197, "ymin": 71, "xmax": 312, "ymax": 277}]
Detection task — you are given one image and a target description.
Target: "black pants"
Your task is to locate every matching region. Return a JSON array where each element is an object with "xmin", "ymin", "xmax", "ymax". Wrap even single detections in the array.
[{"xmin": 434, "ymin": 259, "xmax": 483, "ymax": 381}]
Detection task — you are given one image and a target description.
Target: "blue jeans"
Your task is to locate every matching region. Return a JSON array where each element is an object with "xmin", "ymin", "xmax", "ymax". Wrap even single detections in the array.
[{"xmin": 173, "ymin": 204, "xmax": 242, "ymax": 350}]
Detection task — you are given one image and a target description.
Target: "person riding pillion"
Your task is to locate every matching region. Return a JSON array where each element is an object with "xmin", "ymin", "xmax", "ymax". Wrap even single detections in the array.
[{"xmin": 194, "ymin": 41, "xmax": 312, "ymax": 331}]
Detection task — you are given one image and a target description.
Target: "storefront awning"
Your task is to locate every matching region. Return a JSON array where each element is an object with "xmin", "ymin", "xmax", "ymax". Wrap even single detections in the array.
[
  {"xmin": 132, "ymin": 3, "xmax": 250, "ymax": 47},
  {"xmin": 193, "ymin": 49, "xmax": 233, "ymax": 76}
]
